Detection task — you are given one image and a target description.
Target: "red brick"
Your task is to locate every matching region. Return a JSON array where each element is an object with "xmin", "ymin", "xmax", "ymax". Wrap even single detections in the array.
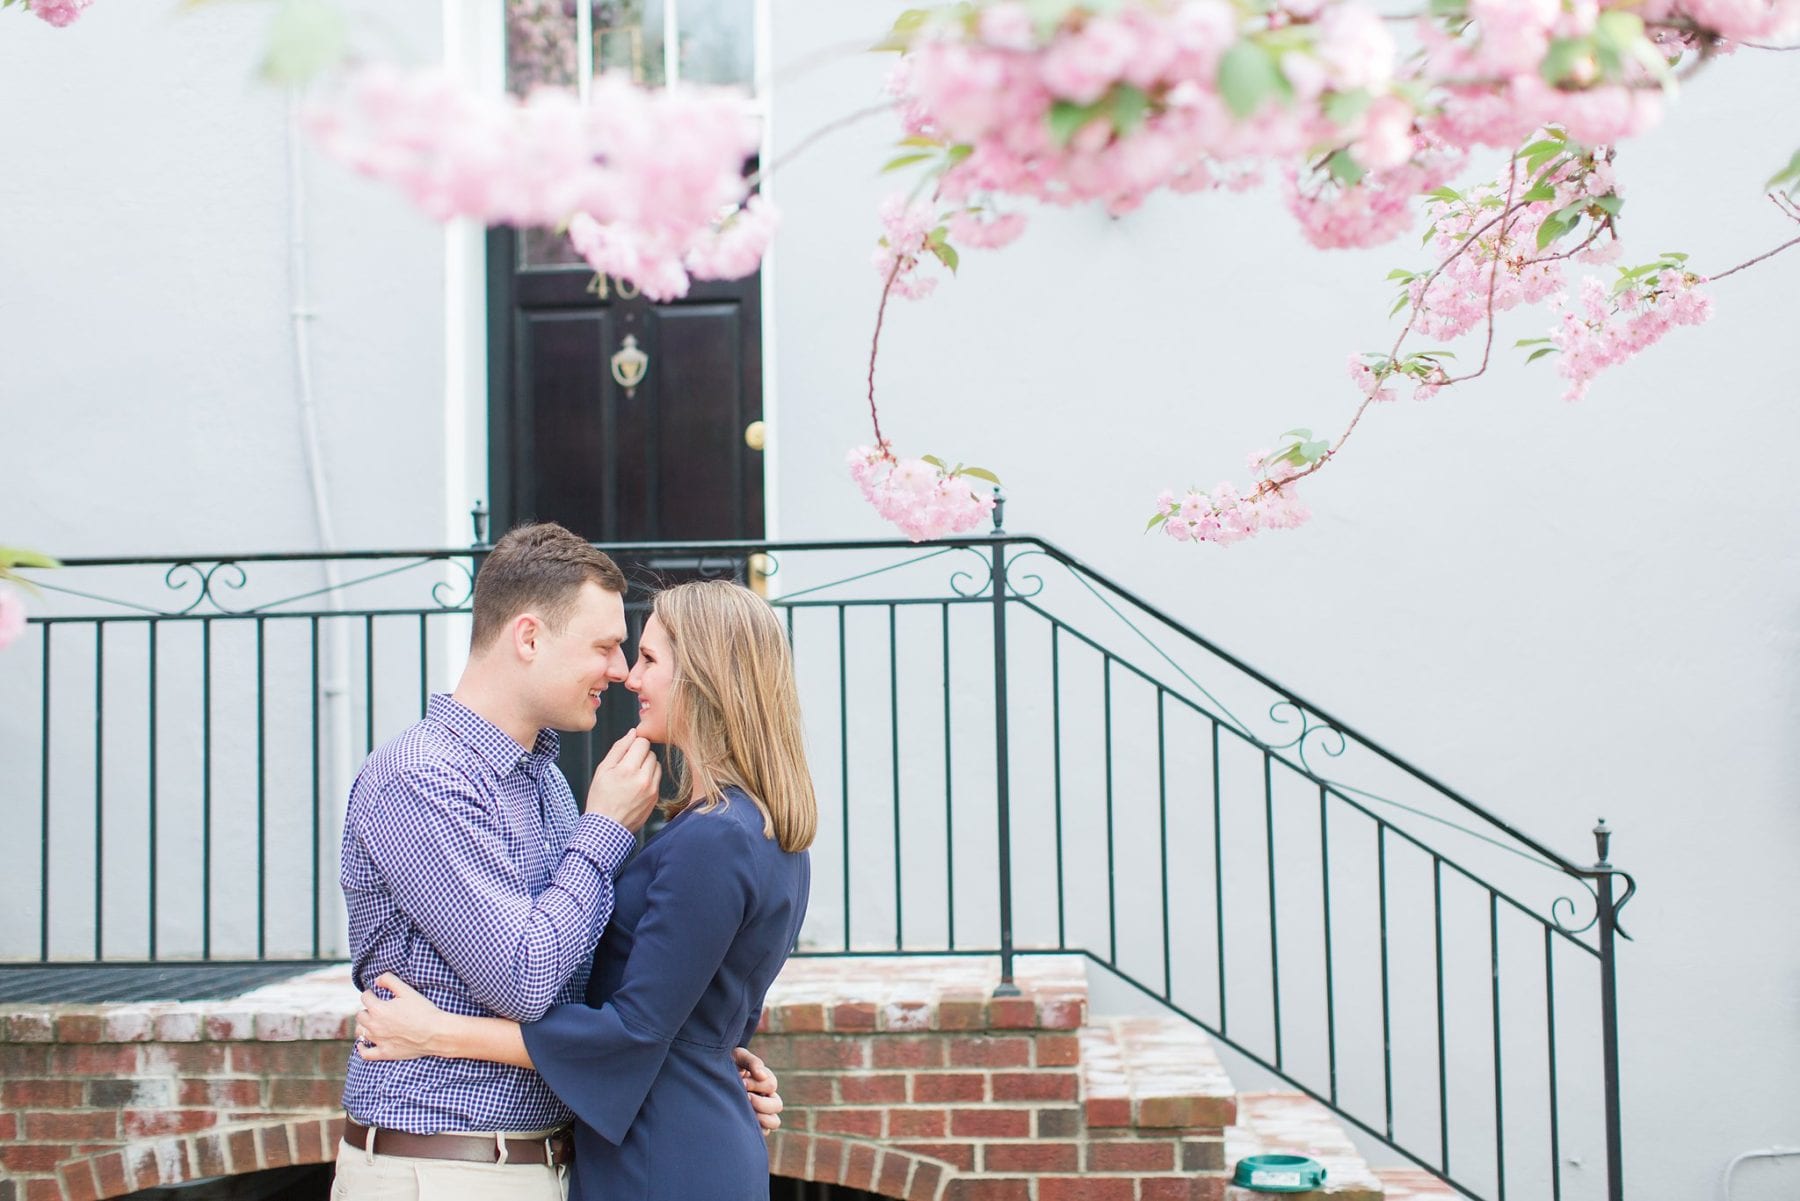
[
  {"xmin": 56, "ymin": 1162, "xmax": 100, "ymax": 1201},
  {"xmin": 155, "ymin": 1043, "xmax": 232, "ymax": 1073},
  {"xmin": 89, "ymin": 1078, "xmax": 170, "ymax": 1108},
  {"xmin": 6, "ymin": 1012, "xmax": 55, "ymax": 1042},
  {"xmin": 993, "ymin": 1070, "xmax": 1078, "ymax": 1101},
  {"xmin": 944, "ymin": 1179, "xmax": 1029, "ymax": 1201},
  {"xmin": 912, "ymin": 1073, "xmax": 985, "ymax": 1103},
  {"xmin": 831, "ymin": 1003, "xmax": 878, "ymax": 1032},
  {"xmin": 1088, "ymin": 1141, "xmax": 1177, "ymax": 1172},
  {"xmin": 260, "ymin": 1125, "xmax": 296, "ymax": 1169},
  {"xmin": 0, "ymin": 1113, "xmax": 13, "ymax": 1140},
  {"xmin": 814, "ymin": 1109, "xmax": 883, "ymax": 1139},
  {"xmin": 1087, "ymin": 1096, "xmax": 1134, "ymax": 1128},
  {"xmin": 908, "ymin": 1160, "xmax": 945, "ymax": 1201},
  {"xmin": 948, "ymin": 1036, "xmax": 1031, "ymax": 1068},
  {"xmin": 950, "ymin": 1108, "xmax": 1031, "ymax": 1138},
  {"xmin": 124, "ymin": 1110, "xmax": 218, "ymax": 1139},
  {"xmin": 810, "ymin": 1137, "xmax": 847, "ymax": 1185},
  {"xmin": 27, "ymin": 1180, "xmax": 65, "ymax": 1201},
  {"xmin": 1037, "ymin": 1177, "xmax": 1136, "ymax": 1201},
  {"xmin": 1136, "ymin": 1096, "xmax": 1234, "ymax": 1129},
  {"xmin": 0, "ymin": 1045, "xmax": 50, "ymax": 1075},
  {"xmin": 771, "ymin": 1131, "xmax": 807, "ymax": 1179},
  {"xmin": 887, "ymin": 1109, "xmax": 947, "ymax": 1138},
  {"xmin": 1, "ymin": 1144, "xmax": 70, "ymax": 1173},
  {"xmin": 269, "ymin": 1077, "xmax": 342, "ymax": 1110},
  {"xmin": 776, "ymin": 1004, "xmax": 826, "ymax": 1033},
  {"xmin": 1034, "ymin": 1033, "xmax": 1081, "ymax": 1067},
  {"xmin": 988, "ymin": 998, "xmax": 1039, "ymax": 1029},
  {"xmin": 202, "ymin": 1012, "xmax": 254, "ymax": 1041},
  {"xmin": 844, "ymin": 1142, "xmax": 878, "ymax": 1191},
  {"xmin": 24, "ymin": 1112, "xmax": 117, "ymax": 1141},
  {"xmin": 881, "ymin": 1001, "xmax": 934, "ymax": 1032},
  {"xmin": 54, "ymin": 1014, "xmax": 106, "ymax": 1044},
  {"xmin": 838, "ymin": 1074, "xmax": 907, "ymax": 1104},
  {"xmin": 92, "ymin": 1151, "xmax": 130, "ymax": 1198},
  {"xmin": 877, "ymin": 1149, "xmax": 911, "ymax": 1198},
  {"xmin": 49, "ymin": 1045, "xmax": 139, "ymax": 1076},
  {"xmin": 983, "ymin": 1141, "xmax": 1080, "ymax": 1172},
  {"xmin": 896, "ymin": 1142, "xmax": 976, "ymax": 1172},
  {"xmin": 4, "ymin": 1078, "xmax": 84, "ymax": 1108},
  {"xmin": 227, "ymin": 1043, "xmax": 314, "ymax": 1074},
  {"xmin": 192, "ymin": 1132, "xmax": 229, "ymax": 1178},
  {"xmin": 227, "ymin": 1128, "xmax": 259, "ymax": 1173},
  {"xmin": 789, "ymin": 1037, "xmax": 867, "ymax": 1070},
  {"xmin": 294, "ymin": 1118, "xmax": 331, "ymax": 1165},
  {"xmin": 1141, "ymin": 1178, "xmax": 1217, "ymax": 1201},
  {"xmin": 1038, "ymin": 997, "xmax": 1086, "ymax": 1029},
  {"xmin": 180, "ymin": 1078, "xmax": 264, "ymax": 1107},
  {"xmin": 783, "ymin": 1073, "xmax": 836, "ymax": 1106},
  {"xmin": 936, "ymin": 999, "xmax": 988, "ymax": 1031},
  {"xmin": 324, "ymin": 1116, "xmax": 347, "ymax": 1144},
  {"xmin": 873, "ymin": 1036, "xmax": 945, "ymax": 1070},
  {"xmin": 317, "ymin": 1043, "xmax": 355, "ymax": 1075}
]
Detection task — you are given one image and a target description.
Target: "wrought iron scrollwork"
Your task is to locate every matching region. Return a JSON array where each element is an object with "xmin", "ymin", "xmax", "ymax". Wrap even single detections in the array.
[
  {"xmin": 164, "ymin": 561, "xmax": 249, "ymax": 616},
  {"xmin": 947, "ymin": 545, "xmax": 1000, "ymax": 599},
  {"xmin": 1266, "ymin": 700, "xmax": 1348, "ymax": 777},
  {"xmin": 429, "ymin": 557, "xmax": 476, "ymax": 610},
  {"xmin": 999, "ymin": 548, "xmax": 1049, "ymax": 599}
]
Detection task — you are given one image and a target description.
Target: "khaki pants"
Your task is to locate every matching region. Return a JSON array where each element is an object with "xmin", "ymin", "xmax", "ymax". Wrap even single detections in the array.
[{"xmin": 331, "ymin": 1132, "xmax": 569, "ymax": 1201}]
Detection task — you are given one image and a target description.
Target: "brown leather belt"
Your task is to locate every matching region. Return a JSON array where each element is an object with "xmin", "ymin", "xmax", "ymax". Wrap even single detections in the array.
[{"xmin": 343, "ymin": 1118, "xmax": 573, "ymax": 1166}]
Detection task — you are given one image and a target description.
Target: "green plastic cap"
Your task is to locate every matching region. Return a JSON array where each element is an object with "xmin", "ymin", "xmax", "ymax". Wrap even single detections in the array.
[{"xmin": 1232, "ymin": 1154, "xmax": 1328, "ymax": 1193}]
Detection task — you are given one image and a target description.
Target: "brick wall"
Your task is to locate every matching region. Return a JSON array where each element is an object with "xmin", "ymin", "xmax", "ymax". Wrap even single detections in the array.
[{"xmin": 2, "ymin": 960, "xmax": 1238, "ymax": 1201}]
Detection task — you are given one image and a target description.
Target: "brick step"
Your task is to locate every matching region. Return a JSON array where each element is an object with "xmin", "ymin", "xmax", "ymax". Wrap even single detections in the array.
[
  {"xmin": 1080, "ymin": 1017, "xmax": 1237, "ymax": 1134},
  {"xmin": 1223, "ymin": 1092, "xmax": 1384, "ymax": 1201},
  {"xmin": 1370, "ymin": 1167, "xmax": 1459, "ymax": 1200}
]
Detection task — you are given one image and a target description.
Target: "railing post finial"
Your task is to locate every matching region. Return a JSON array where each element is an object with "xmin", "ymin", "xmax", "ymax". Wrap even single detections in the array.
[
  {"xmin": 990, "ymin": 487, "xmax": 1006, "ymax": 537},
  {"xmin": 1592, "ymin": 818, "xmax": 1612, "ymax": 869},
  {"xmin": 471, "ymin": 500, "xmax": 491, "ymax": 548}
]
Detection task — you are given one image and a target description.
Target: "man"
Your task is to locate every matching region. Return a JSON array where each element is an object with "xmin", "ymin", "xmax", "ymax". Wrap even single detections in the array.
[{"xmin": 333, "ymin": 522, "xmax": 780, "ymax": 1199}]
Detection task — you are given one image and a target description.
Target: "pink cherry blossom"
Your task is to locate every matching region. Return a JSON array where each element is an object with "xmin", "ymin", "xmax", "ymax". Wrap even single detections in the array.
[
  {"xmin": 1548, "ymin": 268, "xmax": 1712, "ymax": 401},
  {"xmin": 28, "ymin": 0, "xmax": 91, "ymax": 27},
  {"xmin": 0, "ymin": 589, "xmax": 26, "ymax": 650},
  {"xmin": 848, "ymin": 445, "xmax": 998, "ymax": 542}
]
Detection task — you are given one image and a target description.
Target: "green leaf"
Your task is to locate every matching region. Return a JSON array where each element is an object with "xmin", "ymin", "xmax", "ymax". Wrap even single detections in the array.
[
  {"xmin": 1536, "ymin": 209, "xmax": 1577, "ymax": 250},
  {"xmin": 1516, "ymin": 138, "xmax": 1564, "ymax": 161},
  {"xmin": 1279, "ymin": 428, "xmax": 1314, "ymax": 439},
  {"xmin": 1520, "ymin": 181, "xmax": 1556, "ymax": 204},
  {"xmin": 1386, "ymin": 268, "xmax": 1416, "ymax": 281},
  {"xmin": 962, "ymin": 466, "xmax": 1001, "ymax": 485},
  {"xmin": 1322, "ymin": 89, "xmax": 1373, "ymax": 126},
  {"xmin": 920, "ymin": 454, "xmax": 946, "ymax": 469},
  {"xmin": 1326, "ymin": 149, "xmax": 1366, "ymax": 186},
  {"xmin": 1217, "ymin": 40, "xmax": 1284, "ymax": 119},
  {"xmin": 1426, "ymin": 185, "xmax": 1461, "ymax": 202},
  {"xmin": 260, "ymin": 0, "xmax": 350, "ymax": 84},
  {"xmin": 1108, "ymin": 84, "xmax": 1149, "ymax": 135},
  {"xmin": 1298, "ymin": 440, "xmax": 1330, "ymax": 462},
  {"xmin": 881, "ymin": 152, "xmax": 935, "ymax": 174},
  {"xmin": 0, "ymin": 548, "xmax": 59, "ymax": 570},
  {"xmin": 1146, "ymin": 511, "xmax": 1170, "ymax": 532},
  {"xmin": 1047, "ymin": 99, "xmax": 1102, "ymax": 147},
  {"xmin": 930, "ymin": 241, "xmax": 960, "ymax": 273},
  {"xmin": 1515, "ymin": 337, "xmax": 1552, "ymax": 347},
  {"xmin": 1592, "ymin": 194, "xmax": 1624, "ymax": 217},
  {"xmin": 1428, "ymin": 0, "xmax": 1466, "ymax": 17},
  {"xmin": 1389, "ymin": 294, "xmax": 1411, "ymax": 318},
  {"xmin": 1539, "ymin": 37, "xmax": 1590, "ymax": 86},
  {"xmin": 872, "ymin": 7, "xmax": 932, "ymax": 51},
  {"xmin": 1525, "ymin": 346, "xmax": 1558, "ymax": 363},
  {"xmin": 1766, "ymin": 149, "xmax": 1800, "ymax": 191}
]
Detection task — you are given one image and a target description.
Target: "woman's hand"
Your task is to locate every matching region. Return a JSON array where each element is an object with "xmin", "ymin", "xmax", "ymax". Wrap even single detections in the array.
[
  {"xmin": 355, "ymin": 973, "xmax": 448, "ymax": 1062},
  {"xmin": 735, "ymin": 1047, "xmax": 783, "ymax": 1134}
]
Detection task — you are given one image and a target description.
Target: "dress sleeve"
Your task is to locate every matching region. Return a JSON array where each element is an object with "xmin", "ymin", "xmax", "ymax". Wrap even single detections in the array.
[{"xmin": 522, "ymin": 812, "xmax": 754, "ymax": 1144}]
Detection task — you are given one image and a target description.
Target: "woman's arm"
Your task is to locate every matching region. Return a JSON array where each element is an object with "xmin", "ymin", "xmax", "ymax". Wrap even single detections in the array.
[{"xmin": 356, "ymin": 974, "xmax": 535, "ymax": 1070}]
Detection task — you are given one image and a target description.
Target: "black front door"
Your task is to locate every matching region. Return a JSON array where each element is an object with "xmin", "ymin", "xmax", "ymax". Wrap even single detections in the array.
[{"xmin": 486, "ymin": 228, "xmax": 766, "ymax": 787}]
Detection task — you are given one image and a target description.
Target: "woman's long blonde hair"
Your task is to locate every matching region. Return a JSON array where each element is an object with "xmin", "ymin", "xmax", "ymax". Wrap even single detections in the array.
[{"xmin": 653, "ymin": 580, "xmax": 817, "ymax": 852}]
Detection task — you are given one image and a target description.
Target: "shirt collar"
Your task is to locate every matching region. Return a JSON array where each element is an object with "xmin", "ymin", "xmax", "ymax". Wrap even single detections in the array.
[{"xmin": 428, "ymin": 693, "xmax": 561, "ymax": 778}]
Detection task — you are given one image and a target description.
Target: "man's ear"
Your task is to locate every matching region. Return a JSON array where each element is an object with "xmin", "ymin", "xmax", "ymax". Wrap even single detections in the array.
[{"xmin": 511, "ymin": 612, "xmax": 543, "ymax": 662}]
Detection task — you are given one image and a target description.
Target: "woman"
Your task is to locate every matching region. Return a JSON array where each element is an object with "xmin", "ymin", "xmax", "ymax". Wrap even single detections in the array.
[{"xmin": 356, "ymin": 580, "xmax": 815, "ymax": 1201}]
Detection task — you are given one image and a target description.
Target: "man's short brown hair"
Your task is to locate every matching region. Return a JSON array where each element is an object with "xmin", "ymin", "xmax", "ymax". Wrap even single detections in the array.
[{"xmin": 470, "ymin": 522, "xmax": 628, "ymax": 649}]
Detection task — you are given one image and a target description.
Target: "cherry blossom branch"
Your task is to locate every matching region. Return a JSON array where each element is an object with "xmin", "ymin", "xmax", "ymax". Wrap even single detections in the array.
[
  {"xmin": 744, "ymin": 101, "xmax": 898, "ymax": 193},
  {"xmin": 1705, "ymin": 196, "xmax": 1800, "ymax": 281},
  {"xmin": 865, "ymin": 257, "xmax": 904, "ymax": 452},
  {"xmin": 1444, "ymin": 152, "xmax": 1522, "ymax": 384}
]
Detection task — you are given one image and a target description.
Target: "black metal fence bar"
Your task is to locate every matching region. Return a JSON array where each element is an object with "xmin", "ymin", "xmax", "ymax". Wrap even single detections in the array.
[{"xmin": 3, "ymin": 535, "xmax": 1633, "ymax": 1201}]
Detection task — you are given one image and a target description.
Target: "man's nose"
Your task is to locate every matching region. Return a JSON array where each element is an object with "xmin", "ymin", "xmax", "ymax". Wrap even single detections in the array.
[{"xmin": 607, "ymin": 649, "xmax": 630, "ymax": 681}]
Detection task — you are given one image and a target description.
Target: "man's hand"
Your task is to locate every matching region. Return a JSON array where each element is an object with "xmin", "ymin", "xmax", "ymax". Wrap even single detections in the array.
[
  {"xmin": 586, "ymin": 730, "xmax": 661, "ymax": 831},
  {"xmin": 735, "ymin": 1047, "xmax": 782, "ymax": 1134}
]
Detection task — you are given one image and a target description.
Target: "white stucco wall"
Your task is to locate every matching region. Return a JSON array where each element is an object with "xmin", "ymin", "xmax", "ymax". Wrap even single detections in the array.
[
  {"xmin": 766, "ymin": 6, "xmax": 1800, "ymax": 1201},
  {"xmin": 2, "ymin": 2, "xmax": 1796, "ymax": 1199}
]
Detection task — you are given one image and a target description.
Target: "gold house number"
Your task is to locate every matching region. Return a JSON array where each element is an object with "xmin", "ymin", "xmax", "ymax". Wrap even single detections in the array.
[{"xmin": 586, "ymin": 273, "xmax": 640, "ymax": 301}]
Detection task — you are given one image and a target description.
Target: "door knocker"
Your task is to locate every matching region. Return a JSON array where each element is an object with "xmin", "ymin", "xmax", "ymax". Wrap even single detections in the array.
[{"xmin": 611, "ymin": 335, "xmax": 649, "ymax": 398}]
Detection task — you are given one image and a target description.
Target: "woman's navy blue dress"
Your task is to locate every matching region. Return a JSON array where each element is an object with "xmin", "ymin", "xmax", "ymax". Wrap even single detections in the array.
[{"xmin": 520, "ymin": 787, "xmax": 810, "ymax": 1201}]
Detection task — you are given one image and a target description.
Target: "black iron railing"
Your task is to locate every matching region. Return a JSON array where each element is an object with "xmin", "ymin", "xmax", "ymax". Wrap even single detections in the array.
[{"xmin": 1, "ymin": 522, "xmax": 1633, "ymax": 1201}]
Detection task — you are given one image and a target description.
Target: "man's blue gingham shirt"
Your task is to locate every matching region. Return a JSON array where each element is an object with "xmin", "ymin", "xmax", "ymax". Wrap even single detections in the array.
[{"xmin": 340, "ymin": 693, "xmax": 636, "ymax": 1134}]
